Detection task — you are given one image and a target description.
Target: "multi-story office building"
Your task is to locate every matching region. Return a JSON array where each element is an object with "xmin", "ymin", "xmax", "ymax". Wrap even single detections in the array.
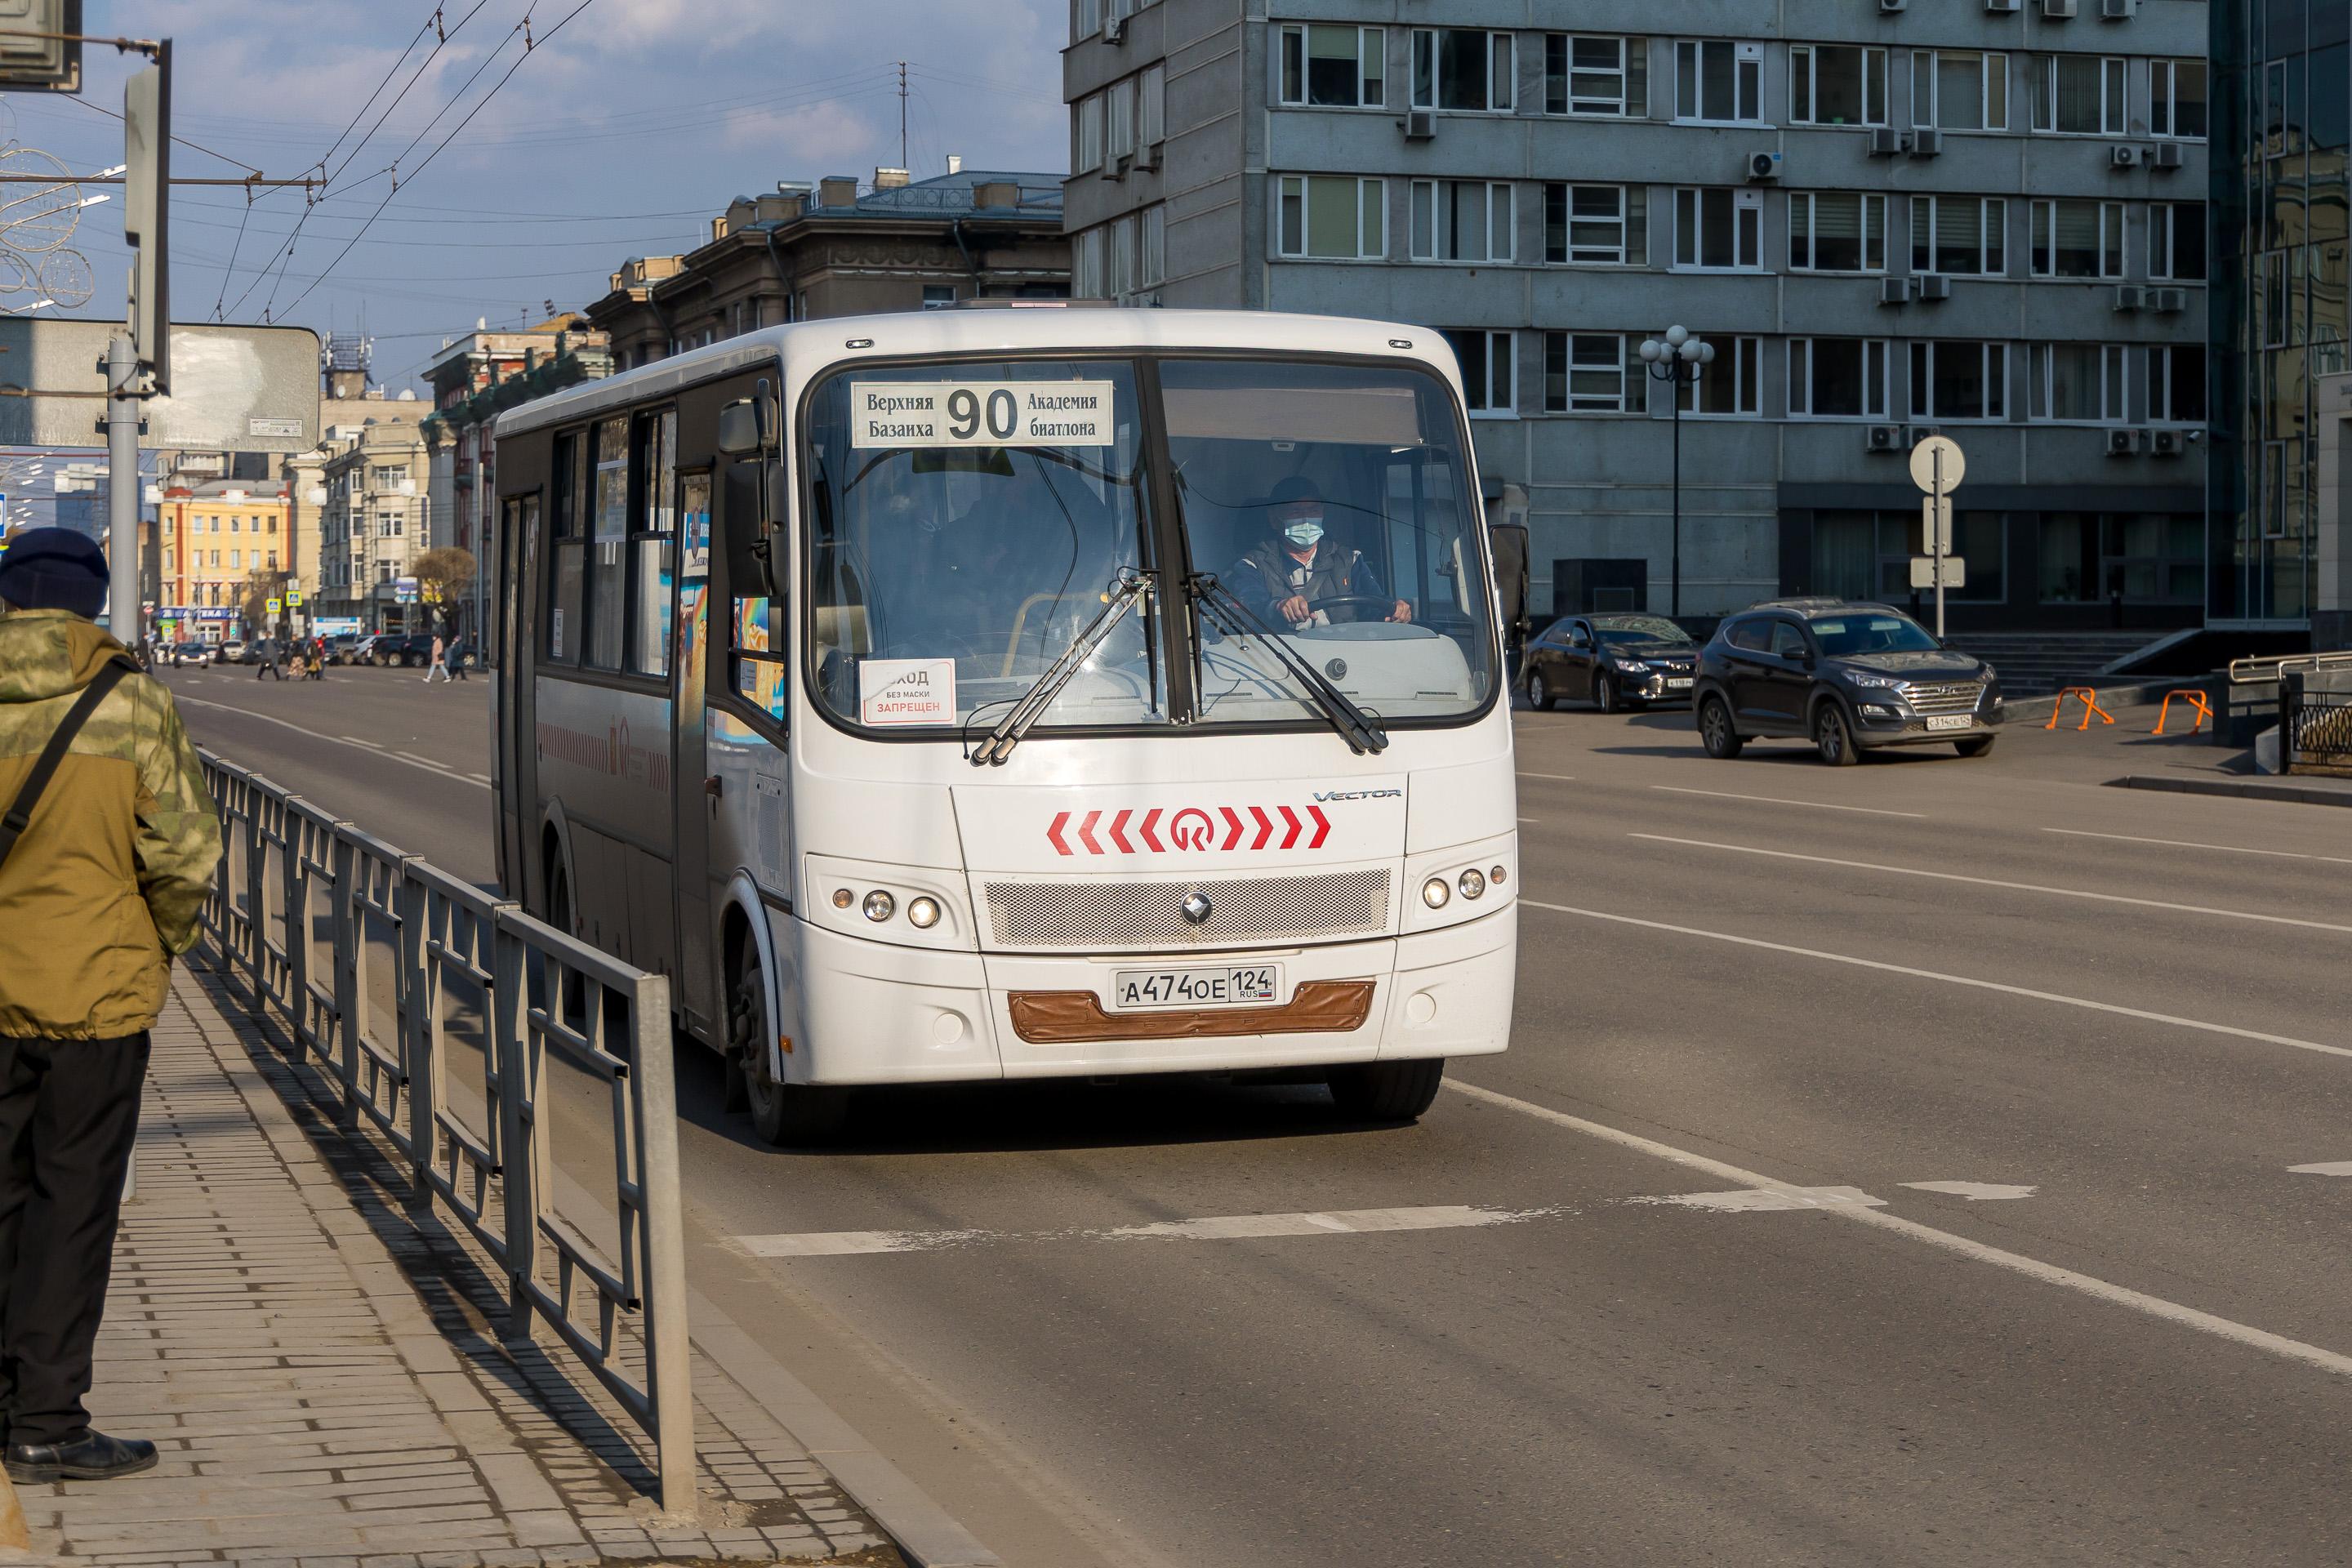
[
  {"xmin": 2212, "ymin": 0, "xmax": 2346, "ymax": 645},
  {"xmin": 155, "ymin": 479, "xmax": 292, "ymax": 644},
  {"xmin": 1066, "ymin": 0, "xmax": 2211, "ymax": 635},
  {"xmin": 314, "ymin": 410, "xmax": 430, "ymax": 632}
]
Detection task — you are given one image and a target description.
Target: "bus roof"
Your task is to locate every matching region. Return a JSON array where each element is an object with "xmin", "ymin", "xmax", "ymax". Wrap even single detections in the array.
[{"xmin": 491, "ymin": 307, "xmax": 1462, "ymax": 441}]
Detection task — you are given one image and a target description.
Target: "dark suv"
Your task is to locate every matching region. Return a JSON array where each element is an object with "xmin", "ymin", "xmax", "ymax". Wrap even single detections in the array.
[{"xmin": 1691, "ymin": 599, "xmax": 2004, "ymax": 766}]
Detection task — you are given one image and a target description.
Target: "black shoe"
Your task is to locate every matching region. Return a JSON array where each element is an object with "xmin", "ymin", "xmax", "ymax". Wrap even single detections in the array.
[{"xmin": 4, "ymin": 1431, "xmax": 158, "ymax": 1482}]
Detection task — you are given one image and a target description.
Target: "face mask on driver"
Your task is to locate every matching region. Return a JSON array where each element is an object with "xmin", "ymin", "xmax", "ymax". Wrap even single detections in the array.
[{"xmin": 1282, "ymin": 516, "xmax": 1325, "ymax": 549}]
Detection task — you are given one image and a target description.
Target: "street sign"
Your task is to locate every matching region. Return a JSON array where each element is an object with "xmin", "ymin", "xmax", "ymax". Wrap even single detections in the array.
[
  {"xmin": 265, "ymin": 597, "xmax": 282, "ymax": 614},
  {"xmin": 0, "ymin": 0, "xmax": 82, "ymax": 92},
  {"xmin": 394, "ymin": 576, "xmax": 420, "ymax": 604},
  {"xmin": 1909, "ymin": 435, "xmax": 1966, "ymax": 494},
  {"xmin": 285, "ymin": 586, "xmax": 304, "ymax": 606},
  {"xmin": 124, "ymin": 42, "xmax": 171, "ymax": 393},
  {"xmin": 1910, "ymin": 555, "xmax": 1967, "ymax": 590},
  {"xmin": 1920, "ymin": 497, "xmax": 1952, "ymax": 555},
  {"xmin": 0, "ymin": 318, "xmax": 321, "ymax": 451}
]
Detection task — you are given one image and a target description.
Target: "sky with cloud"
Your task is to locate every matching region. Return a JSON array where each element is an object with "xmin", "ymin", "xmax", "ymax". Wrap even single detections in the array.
[{"xmin": 8, "ymin": 1, "xmax": 1068, "ymax": 391}]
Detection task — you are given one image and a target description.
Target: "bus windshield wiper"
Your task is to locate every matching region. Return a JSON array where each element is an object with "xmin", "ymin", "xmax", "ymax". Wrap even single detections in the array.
[
  {"xmin": 1186, "ymin": 572, "xmax": 1388, "ymax": 755},
  {"xmin": 969, "ymin": 569, "xmax": 1154, "ymax": 767}
]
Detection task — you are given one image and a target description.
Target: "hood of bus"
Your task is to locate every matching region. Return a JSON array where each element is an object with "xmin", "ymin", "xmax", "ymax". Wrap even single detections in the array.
[{"xmin": 951, "ymin": 775, "xmax": 1410, "ymax": 874}]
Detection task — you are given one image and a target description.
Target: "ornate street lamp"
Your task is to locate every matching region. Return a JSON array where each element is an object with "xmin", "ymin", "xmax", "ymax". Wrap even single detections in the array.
[{"xmin": 1639, "ymin": 326, "xmax": 1714, "ymax": 618}]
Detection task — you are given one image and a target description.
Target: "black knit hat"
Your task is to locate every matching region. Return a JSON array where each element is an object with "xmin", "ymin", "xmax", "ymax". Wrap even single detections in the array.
[{"xmin": 0, "ymin": 527, "xmax": 109, "ymax": 618}]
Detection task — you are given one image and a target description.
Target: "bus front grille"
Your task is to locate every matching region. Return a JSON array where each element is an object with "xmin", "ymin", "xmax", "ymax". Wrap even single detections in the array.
[{"xmin": 984, "ymin": 869, "xmax": 1391, "ymax": 949}]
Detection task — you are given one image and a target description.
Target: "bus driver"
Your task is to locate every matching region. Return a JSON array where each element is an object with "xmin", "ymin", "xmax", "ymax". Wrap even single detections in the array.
[{"xmin": 1229, "ymin": 477, "xmax": 1411, "ymax": 628}]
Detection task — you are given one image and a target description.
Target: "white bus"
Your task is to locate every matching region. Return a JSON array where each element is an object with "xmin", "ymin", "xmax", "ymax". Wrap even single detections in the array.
[{"xmin": 488, "ymin": 307, "xmax": 1517, "ymax": 1143}]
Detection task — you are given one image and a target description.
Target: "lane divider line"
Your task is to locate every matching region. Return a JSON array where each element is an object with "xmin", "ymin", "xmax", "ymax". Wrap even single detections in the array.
[
  {"xmin": 174, "ymin": 694, "xmax": 490, "ymax": 793},
  {"xmin": 1517, "ymin": 772, "xmax": 1577, "ymax": 782},
  {"xmin": 1631, "ymin": 833, "xmax": 2352, "ymax": 937},
  {"xmin": 1521, "ymin": 899, "xmax": 2352, "ymax": 1061},
  {"xmin": 733, "ymin": 1204, "xmax": 1561, "ymax": 1258},
  {"xmin": 1446, "ymin": 1077, "xmax": 2352, "ymax": 1380},
  {"xmin": 1648, "ymin": 785, "xmax": 1926, "ymax": 819},
  {"xmin": 2042, "ymin": 827, "xmax": 2352, "ymax": 867}
]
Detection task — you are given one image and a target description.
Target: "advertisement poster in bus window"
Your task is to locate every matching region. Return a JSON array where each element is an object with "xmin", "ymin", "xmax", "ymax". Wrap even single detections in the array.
[
  {"xmin": 860, "ymin": 657, "xmax": 956, "ymax": 725},
  {"xmin": 733, "ymin": 597, "xmax": 786, "ymax": 720}
]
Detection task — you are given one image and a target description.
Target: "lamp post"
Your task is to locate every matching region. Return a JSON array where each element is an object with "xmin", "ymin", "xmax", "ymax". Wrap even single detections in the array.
[{"xmin": 1638, "ymin": 326, "xmax": 1713, "ymax": 619}]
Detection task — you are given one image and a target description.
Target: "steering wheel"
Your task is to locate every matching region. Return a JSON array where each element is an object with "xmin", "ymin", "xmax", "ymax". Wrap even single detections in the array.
[{"xmin": 1294, "ymin": 593, "xmax": 1401, "ymax": 625}]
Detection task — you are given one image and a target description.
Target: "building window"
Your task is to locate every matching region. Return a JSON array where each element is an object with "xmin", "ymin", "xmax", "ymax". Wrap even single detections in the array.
[
  {"xmin": 371, "ymin": 465, "xmax": 408, "ymax": 488},
  {"xmin": 1108, "ymin": 74, "xmax": 1138, "ymax": 160},
  {"xmin": 1411, "ymin": 28, "xmax": 1512, "ymax": 113},
  {"xmin": 1680, "ymin": 336, "xmax": 1762, "ymax": 416},
  {"xmin": 1909, "ymin": 195, "xmax": 2006, "ymax": 275},
  {"xmin": 2149, "ymin": 202, "xmax": 2207, "ymax": 281},
  {"xmin": 1111, "ymin": 212, "xmax": 1138, "ymax": 294},
  {"xmin": 1911, "ymin": 51, "xmax": 2007, "ymax": 131},
  {"xmin": 922, "ymin": 285, "xmax": 956, "ymax": 309},
  {"xmin": 2146, "ymin": 345, "xmax": 2206, "ymax": 423},
  {"xmin": 1791, "ymin": 44, "xmax": 1886, "ymax": 127},
  {"xmin": 229, "ymin": 550, "xmax": 242, "ymax": 570},
  {"xmin": 1140, "ymin": 203, "xmax": 1167, "ymax": 290},
  {"xmin": 1140, "ymin": 62, "xmax": 1165, "ymax": 145},
  {"xmin": 1789, "ymin": 192, "xmax": 1886, "ymax": 273},
  {"xmin": 2029, "ymin": 198, "xmax": 2123, "ymax": 278},
  {"xmin": 266, "ymin": 552, "xmax": 278, "ymax": 570},
  {"xmin": 1276, "ymin": 174, "xmax": 1386, "ymax": 259},
  {"xmin": 1280, "ymin": 23, "xmax": 1384, "ymax": 108},
  {"xmin": 1544, "ymin": 183, "xmax": 1643, "ymax": 265},
  {"xmin": 2150, "ymin": 59, "xmax": 2207, "ymax": 139},
  {"xmin": 1788, "ymin": 339, "xmax": 1889, "ymax": 418},
  {"xmin": 1545, "ymin": 34, "xmax": 1645, "ymax": 118},
  {"xmin": 1442, "ymin": 329, "xmax": 1515, "ymax": 414},
  {"xmin": 2029, "ymin": 343, "xmax": 2128, "ymax": 421},
  {"xmin": 1074, "ymin": 92, "xmax": 1103, "ymax": 172},
  {"xmin": 229, "ymin": 515, "xmax": 240, "ymax": 532},
  {"xmin": 2038, "ymin": 513, "xmax": 2203, "ymax": 604},
  {"xmin": 1074, "ymin": 225, "xmax": 1107, "ymax": 296},
  {"xmin": 1909, "ymin": 341, "xmax": 2008, "ymax": 421},
  {"xmin": 1410, "ymin": 180, "xmax": 1513, "ymax": 262},
  {"xmin": 1674, "ymin": 40, "xmax": 1762, "ymax": 124},
  {"xmin": 2029, "ymin": 54, "xmax": 2125, "ymax": 136},
  {"xmin": 1542, "ymin": 333, "xmax": 1634, "ymax": 412},
  {"xmin": 1814, "ymin": 510, "xmax": 2004, "ymax": 603},
  {"xmin": 1071, "ymin": 0, "xmax": 1101, "ymax": 43},
  {"xmin": 378, "ymin": 561, "xmax": 394, "ymax": 584},
  {"xmin": 1672, "ymin": 187, "xmax": 1762, "ymax": 272}
]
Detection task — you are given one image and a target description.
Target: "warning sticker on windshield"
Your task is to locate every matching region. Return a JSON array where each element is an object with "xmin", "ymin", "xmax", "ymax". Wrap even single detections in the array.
[
  {"xmin": 850, "ymin": 381, "xmax": 1115, "ymax": 448},
  {"xmin": 859, "ymin": 658, "xmax": 957, "ymax": 727}
]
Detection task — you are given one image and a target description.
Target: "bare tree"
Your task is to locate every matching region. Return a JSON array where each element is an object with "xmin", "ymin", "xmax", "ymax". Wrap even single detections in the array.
[
  {"xmin": 238, "ymin": 567, "xmax": 292, "ymax": 637},
  {"xmin": 411, "ymin": 546, "xmax": 478, "ymax": 634}
]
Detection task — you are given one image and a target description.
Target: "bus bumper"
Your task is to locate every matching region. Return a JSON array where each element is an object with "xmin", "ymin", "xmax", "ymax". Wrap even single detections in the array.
[{"xmin": 782, "ymin": 905, "xmax": 1514, "ymax": 1085}]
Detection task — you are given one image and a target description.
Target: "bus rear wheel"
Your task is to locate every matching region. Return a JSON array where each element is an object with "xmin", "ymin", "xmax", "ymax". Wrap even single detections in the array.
[
  {"xmin": 729, "ymin": 943, "xmax": 849, "ymax": 1147},
  {"xmin": 1327, "ymin": 1058, "xmax": 1446, "ymax": 1121}
]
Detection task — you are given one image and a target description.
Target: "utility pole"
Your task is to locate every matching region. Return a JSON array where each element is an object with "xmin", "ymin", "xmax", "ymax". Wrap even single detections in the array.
[{"xmin": 898, "ymin": 61, "xmax": 908, "ymax": 170}]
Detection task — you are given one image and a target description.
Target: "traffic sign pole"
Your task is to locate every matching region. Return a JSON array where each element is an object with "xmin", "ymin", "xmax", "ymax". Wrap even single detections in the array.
[{"xmin": 1908, "ymin": 436, "xmax": 1967, "ymax": 639}]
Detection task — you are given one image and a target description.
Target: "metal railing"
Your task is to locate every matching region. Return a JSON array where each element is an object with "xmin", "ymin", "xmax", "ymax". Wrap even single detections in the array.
[
  {"xmin": 2281, "ymin": 675, "xmax": 2352, "ymax": 777},
  {"xmin": 196, "ymin": 751, "xmax": 696, "ymax": 1517},
  {"xmin": 2228, "ymin": 649, "xmax": 2352, "ymax": 684}
]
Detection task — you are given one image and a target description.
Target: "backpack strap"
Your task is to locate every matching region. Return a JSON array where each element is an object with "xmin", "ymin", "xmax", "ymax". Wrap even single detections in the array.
[{"xmin": 0, "ymin": 656, "xmax": 139, "ymax": 872}]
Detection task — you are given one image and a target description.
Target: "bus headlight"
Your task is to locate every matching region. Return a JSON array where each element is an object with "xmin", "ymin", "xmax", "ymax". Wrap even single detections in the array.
[
  {"xmin": 862, "ymin": 890, "xmax": 896, "ymax": 922},
  {"xmin": 1421, "ymin": 876, "xmax": 1451, "ymax": 910},
  {"xmin": 1457, "ymin": 868, "xmax": 1486, "ymax": 901},
  {"xmin": 906, "ymin": 896, "xmax": 941, "ymax": 929}
]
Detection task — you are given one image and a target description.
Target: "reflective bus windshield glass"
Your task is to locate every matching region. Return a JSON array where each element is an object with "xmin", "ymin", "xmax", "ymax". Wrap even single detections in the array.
[
  {"xmin": 1164, "ymin": 359, "xmax": 1495, "ymax": 726},
  {"xmin": 804, "ymin": 360, "xmax": 1160, "ymax": 733}
]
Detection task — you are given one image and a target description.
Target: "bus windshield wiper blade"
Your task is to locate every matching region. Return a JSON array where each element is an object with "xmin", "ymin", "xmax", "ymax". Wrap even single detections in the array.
[
  {"xmin": 1187, "ymin": 572, "xmax": 1388, "ymax": 755},
  {"xmin": 969, "ymin": 570, "xmax": 1153, "ymax": 768}
]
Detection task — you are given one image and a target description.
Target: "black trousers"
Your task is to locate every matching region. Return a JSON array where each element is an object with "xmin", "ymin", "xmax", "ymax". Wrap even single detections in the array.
[{"xmin": 0, "ymin": 1033, "xmax": 149, "ymax": 1446}]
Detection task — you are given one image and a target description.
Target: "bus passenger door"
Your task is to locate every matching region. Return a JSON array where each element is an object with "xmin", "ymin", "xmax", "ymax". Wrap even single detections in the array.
[
  {"xmin": 672, "ymin": 470, "xmax": 719, "ymax": 1040},
  {"xmin": 496, "ymin": 496, "xmax": 539, "ymax": 902}
]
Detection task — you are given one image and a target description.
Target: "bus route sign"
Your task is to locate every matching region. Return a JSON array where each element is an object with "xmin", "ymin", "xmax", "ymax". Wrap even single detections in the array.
[{"xmin": 849, "ymin": 381, "xmax": 1115, "ymax": 449}]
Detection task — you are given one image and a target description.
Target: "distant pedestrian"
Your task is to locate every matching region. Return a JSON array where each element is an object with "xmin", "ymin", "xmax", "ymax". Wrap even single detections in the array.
[
  {"xmin": 422, "ymin": 632, "xmax": 452, "ymax": 684},
  {"xmin": 255, "ymin": 636, "xmax": 283, "ymax": 681},
  {"xmin": 0, "ymin": 529, "xmax": 220, "ymax": 1484},
  {"xmin": 448, "ymin": 636, "xmax": 470, "ymax": 682}
]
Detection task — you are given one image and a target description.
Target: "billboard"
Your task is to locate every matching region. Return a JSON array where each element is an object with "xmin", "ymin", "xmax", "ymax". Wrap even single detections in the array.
[{"xmin": 0, "ymin": 319, "xmax": 321, "ymax": 451}]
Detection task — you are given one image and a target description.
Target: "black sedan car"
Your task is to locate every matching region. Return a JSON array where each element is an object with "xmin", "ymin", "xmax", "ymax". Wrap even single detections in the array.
[
  {"xmin": 1690, "ymin": 599, "xmax": 2003, "ymax": 766},
  {"xmin": 1521, "ymin": 613, "xmax": 1699, "ymax": 712}
]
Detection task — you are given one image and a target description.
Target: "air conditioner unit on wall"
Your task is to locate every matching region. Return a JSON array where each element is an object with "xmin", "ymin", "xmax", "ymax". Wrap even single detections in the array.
[
  {"xmin": 1103, "ymin": 15, "xmax": 1125, "ymax": 42},
  {"xmin": 2151, "ymin": 428, "xmax": 2185, "ymax": 456},
  {"xmin": 1869, "ymin": 127, "xmax": 1909, "ymax": 157},
  {"xmin": 1868, "ymin": 425, "xmax": 1904, "ymax": 452},
  {"xmin": 1906, "ymin": 425, "xmax": 1940, "ymax": 445},
  {"xmin": 1747, "ymin": 150, "xmax": 1784, "ymax": 181},
  {"xmin": 1910, "ymin": 128, "xmax": 1943, "ymax": 157},
  {"xmin": 2154, "ymin": 141, "xmax": 2185, "ymax": 170},
  {"xmin": 2112, "ymin": 145, "xmax": 2141, "ymax": 167},
  {"xmin": 1132, "ymin": 142, "xmax": 1160, "ymax": 172},
  {"xmin": 1987, "ymin": 0, "xmax": 2021, "ymax": 10},
  {"xmin": 2106, "ymin": 427, "xmax": 2140, "ymax": 456},
  {"xmin": 2151, "ymin": 287, "xmax": 2188, "ymax": 312},
  {"xmin": 2113, "ymin": 284, "xmax": 2145, "ymax": 310},
  {"xmin": 2100, "ymin": 0, "xmax": 2136, "ymax": 17},
  {"xmin": 2043, "ymin": 0, "xmax": 2077, "ymax": 16},
  {"xmin": 1880, "ymin": 277, "xmax": 1912, "ymax": 305},
  {"xmin": 1403, "ymin": 109, "xmax": 1436, "ymax": 140},
  {"xmin": 1917, "ymin": 274, "xmax": 1952, "ymax": 301},
  {"xmin": 1880, "ymin": 0, "xmax": 1907, "ymax": 11}
]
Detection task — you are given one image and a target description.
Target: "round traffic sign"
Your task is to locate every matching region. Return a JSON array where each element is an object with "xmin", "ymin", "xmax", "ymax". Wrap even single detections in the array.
[{"xmin": 1909, "ymin": 434, "xmax": 1966, "ymax": 494}]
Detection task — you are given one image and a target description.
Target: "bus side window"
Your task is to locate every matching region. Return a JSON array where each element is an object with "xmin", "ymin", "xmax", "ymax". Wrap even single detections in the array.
[
  {"xmin": 724, "ymin": 461, "xmax": 787, "ymax": 724},
  {"xmin": 546, "ymin": 433, "xmax": 585, "ymax": 665}
]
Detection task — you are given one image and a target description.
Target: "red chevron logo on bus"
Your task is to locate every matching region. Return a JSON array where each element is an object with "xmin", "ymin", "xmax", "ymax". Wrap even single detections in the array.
[{"xmin": 1045, "ymin": 804, "xmax": 1334, "ymax": 857}]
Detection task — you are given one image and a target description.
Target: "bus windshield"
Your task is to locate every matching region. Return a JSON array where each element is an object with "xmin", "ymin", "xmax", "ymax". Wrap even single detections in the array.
[{"xmin": 802, "ymin": 354, "xmax": 1493, "ymax": 736}]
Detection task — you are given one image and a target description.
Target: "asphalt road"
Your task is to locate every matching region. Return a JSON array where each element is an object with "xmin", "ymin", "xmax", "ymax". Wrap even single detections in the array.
[{"xmin": 167, "ymin": 663, "xmax": 2352, "ymax": 1568}]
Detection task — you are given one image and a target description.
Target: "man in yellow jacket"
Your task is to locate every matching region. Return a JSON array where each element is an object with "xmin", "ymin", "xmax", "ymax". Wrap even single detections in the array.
[{"xmin": 0, "ymin": 529, "xmax": 220, "ymax": 1484}]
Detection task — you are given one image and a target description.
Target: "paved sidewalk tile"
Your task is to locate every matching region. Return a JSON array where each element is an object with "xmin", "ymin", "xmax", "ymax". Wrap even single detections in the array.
[{"xmin": 15, "ymin": 964, "xmax": 901, "ymax": 1568}]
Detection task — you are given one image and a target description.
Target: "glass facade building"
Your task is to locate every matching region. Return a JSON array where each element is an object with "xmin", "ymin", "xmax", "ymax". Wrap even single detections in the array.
[{"xmin": 2213, "ymin": 0, "xmax": 2349, "ymax": 626}]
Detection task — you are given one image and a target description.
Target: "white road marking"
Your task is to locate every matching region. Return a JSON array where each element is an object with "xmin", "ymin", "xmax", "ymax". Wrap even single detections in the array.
[
  {"xmin": 1902, "ymin": 1182, "xmax": 2038, "ymax": 1201},
  {"xmin": 1521, "ymin": 900, "xmax": 2352, "ymax": 1061},
  {"xmin": 1634, "ymin": 1185, "xmax": 1885, "ymax": 1213},
  {"xmin": 339, "ymin": 734, "xmax": 384, "ymax": 749},
  {"xmin": 1648, "ymin": 785, "xmax": 1926, "ymax": 819},
  {"xmin": 2043, "ymin": 827, "xmax": 2352, "ymax": 867},
  {"xmin": 735, "ymin": 1204, "xmax": 1550, "ymax": 1258},
  {"xmin": 1517, "ymin": 817, "xmax": 1540, "ymax": 823},
  {"xmin": 1633, "ymin": 834, "xmax": 2352, "ymax": 938},
  {"xmin": 396, "ymin": 750, "xmax": 444, "ymax": 768},
  {"xmin": 1517, "ymin": 772, "xmax": 1577, "ymax": 782},
  {"xmin": 2287, "ymin": 1162, "xmax": 2352, "ymax": 1177},
  {"xmin": 1446, "ymin": 1078, "xmax": 2352, "ymax": 1380},
  {"xmin": 468, "ymin": 772, "xmax": 492, "ymax": 784},
  {"xmin": 174, "ymin": 695, "xmax": 490, "ymax": 792}
]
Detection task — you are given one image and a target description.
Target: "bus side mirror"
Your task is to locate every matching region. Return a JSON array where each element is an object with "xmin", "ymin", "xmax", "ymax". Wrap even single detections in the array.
[{"xmin": 717, "ymin": 398, "xmax": 765, "ymax": 457}]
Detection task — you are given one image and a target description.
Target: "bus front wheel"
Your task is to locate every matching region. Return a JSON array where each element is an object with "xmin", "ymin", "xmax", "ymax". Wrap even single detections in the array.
[
  {"xmin": 1327, "ymin": 1058, "xmax": 1446, "ymax": 1121},
  {"xmin": 729, "ymin": 944, "xmax": 849, "ymax": 1147}
]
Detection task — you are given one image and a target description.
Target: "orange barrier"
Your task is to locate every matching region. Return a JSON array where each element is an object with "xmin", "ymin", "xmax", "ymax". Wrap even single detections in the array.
[
  {"xmin": 2153, "ymin": 688, "xmax": 2212, "ymax": 737},
  {"xmin": 2044, "ymin": 686, "xmax": 2114, "ymax": 731}
]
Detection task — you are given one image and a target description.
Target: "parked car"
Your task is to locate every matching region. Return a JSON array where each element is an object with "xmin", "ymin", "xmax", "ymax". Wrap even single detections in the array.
[
  {"xmin": 1522, "ymin": 613, "xmax": 1701, "ymax": 712},
  {"xmin": 219, "ymin": 639, "xmax": 250, "ymax": 665},
  {"xmin": 1691, "ymin": 599, "xmax": 2004, "ymax": 766},
  {"xmin": 323, "ymin": 634, "xmax": 363, "ymax": 665},
  {"xmin": 167, "ymin": 640, "xmax": 212, "ymax": 667}
]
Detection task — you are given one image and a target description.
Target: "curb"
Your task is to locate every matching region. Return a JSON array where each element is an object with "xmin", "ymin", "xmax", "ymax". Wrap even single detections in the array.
[{"xmin": 2107, "ymin": 773, "xmax": 2352, "ymax": 808}]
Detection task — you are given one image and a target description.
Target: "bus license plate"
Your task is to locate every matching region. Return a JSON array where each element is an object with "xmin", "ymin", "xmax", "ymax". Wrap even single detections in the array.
[
  {"xmin": 1924, "ymin": 713, "xmax": 1973, "ymax": 731},
  {"xmin": 1111, "ymin": 965, "xmax": 1281, "ymax": 1011}
]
